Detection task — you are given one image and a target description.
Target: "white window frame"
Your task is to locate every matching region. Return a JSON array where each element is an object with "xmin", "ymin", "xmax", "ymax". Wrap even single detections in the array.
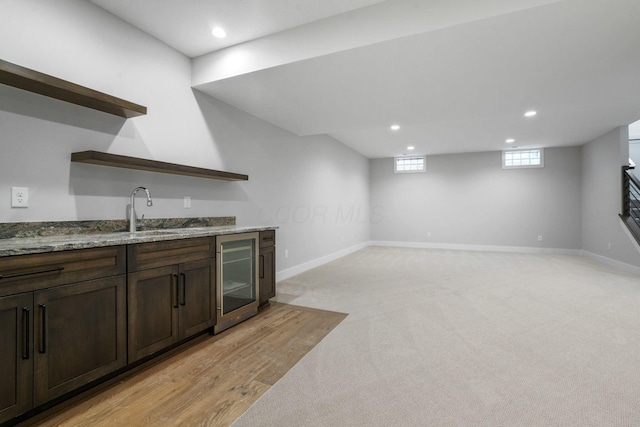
[
  {"xmin": 394, "ymin": 155, "xmax": 426, "ymax": 173},
  {"xmin": 502, "ymin": 148, "xmax": 544, "ymax": 169}
]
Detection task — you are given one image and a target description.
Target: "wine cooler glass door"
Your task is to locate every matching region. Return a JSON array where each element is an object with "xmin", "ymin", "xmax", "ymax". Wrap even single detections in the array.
[{"xmin": 216, "ymin": 232, "xmax": 259, "ymax": 332}]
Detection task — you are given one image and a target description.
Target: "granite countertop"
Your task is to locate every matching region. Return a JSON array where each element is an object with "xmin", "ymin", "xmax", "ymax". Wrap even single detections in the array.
[{"xmin": 0, "ymin": 218, "xmax": 277, "ymax": 257}]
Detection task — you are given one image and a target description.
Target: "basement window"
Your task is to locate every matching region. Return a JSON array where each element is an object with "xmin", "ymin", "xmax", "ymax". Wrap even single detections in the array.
[
  {"xmin": 502, "ymin": 148, "xmax": 544, "ymax": 169},
  {"xmin": 395, "ymin": 156, "xmax": 426, "ymax": 173}
]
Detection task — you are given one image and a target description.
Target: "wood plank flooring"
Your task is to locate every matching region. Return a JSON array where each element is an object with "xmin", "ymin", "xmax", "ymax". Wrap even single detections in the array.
[{"xmin": 20, "ymin": 302, "xmax": 347, "ymax": 427}]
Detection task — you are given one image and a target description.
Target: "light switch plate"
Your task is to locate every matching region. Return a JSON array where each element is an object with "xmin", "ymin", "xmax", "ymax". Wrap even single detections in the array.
[{"xmin": 11, "ymin": 187, "xmax": 28, "ymax": 208}]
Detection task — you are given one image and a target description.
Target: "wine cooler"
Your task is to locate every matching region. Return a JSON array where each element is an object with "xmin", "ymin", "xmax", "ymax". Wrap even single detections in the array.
[{"xmin": 214, "ymin": 232, "xmax": 259, "ymax": 333}]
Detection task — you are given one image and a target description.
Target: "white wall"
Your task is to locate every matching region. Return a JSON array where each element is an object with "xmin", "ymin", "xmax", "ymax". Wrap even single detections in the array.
[
  {"xmin": 0, "ymin": 0, "xmax": 370, "ymax": 272},
  {"xmin": 581, "ymin": 127, "xmax": 640, "ymax": 267},
  {"xmin": 2, "ymin": 0, "xmax": 639, "ymax": 277},
  {"xmin": 630, "ymin": 119, "xmax": 640, "ymax": 140},
  {"xmin": 370, "ymin": 147, "xmax": 582, "ymax": 250},
  {"xmin": 629, "ymin": 140, "xmax": 640, "ymax": 180}
]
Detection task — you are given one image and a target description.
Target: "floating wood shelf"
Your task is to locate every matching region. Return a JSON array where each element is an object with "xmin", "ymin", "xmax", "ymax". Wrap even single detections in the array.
[
  {"xmin": 0, "ymin": 59, "xmax": 146, "ymax": 118},
  {"xmin": 71, "ymin": 151, "xmax": 248, "ymax": 181}
]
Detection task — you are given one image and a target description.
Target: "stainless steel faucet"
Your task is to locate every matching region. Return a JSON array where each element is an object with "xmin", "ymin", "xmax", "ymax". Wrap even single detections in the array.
[{"xmin": 129, "ymin": 186, "xmax": 153, "ymax": 233}]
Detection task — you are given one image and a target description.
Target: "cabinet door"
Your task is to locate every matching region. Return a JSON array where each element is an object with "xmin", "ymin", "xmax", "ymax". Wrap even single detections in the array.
[
  {"xmin": 0, "ymin": 293, "xmax": 33, "ymax": 424},
  {"xmin": 259, "ymin": 245, "xmax": 276, "ymax": 306},
  {"xmin": 178, "ymin": 258, "xmax": 215, "ymax": 339},
  {"xmin": 33, "ymin": 276, "xmax": 126, "ymax": 405},
  {"xmin": 128, "ymin": 266, "xmax": 179, "ymax": 362}
]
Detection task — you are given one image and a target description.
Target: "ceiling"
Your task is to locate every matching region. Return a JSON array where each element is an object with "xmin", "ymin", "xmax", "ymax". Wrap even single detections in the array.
[{"xmin": 89, "ymin": 0, "xmax": 640, "ymax": 158}]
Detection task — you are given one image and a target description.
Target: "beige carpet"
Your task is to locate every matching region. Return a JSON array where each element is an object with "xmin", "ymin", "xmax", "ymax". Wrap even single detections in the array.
[{"xmin": 232, "ymin": 246, "xmax": 640, "ymax": 426}]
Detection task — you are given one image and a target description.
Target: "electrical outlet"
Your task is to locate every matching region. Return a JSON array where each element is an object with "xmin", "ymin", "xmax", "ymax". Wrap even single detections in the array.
[
  {"xmin": 537, "ymin": 235, "xmax": 543, "ymax": 242},
  {"xmin": 284, "ymin": 249, "xmax": 289, "ymax": 259},
  {"xmin": 11, "ymin": 187, "xmax": 28, "ymax": 208},
  {"xmin": 427, "ymin": 232, "xmax": 431, "ymax": 238},
  {"xmin": 183, "ymin": 196, "xmax": 191, "ymax": 208}
]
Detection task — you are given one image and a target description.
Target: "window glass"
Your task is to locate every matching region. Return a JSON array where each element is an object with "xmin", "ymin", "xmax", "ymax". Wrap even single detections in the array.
[
  {"xmin": 502, "ymin": 149, "xmax": 544, "ymax": 169},
  {"xmin": 395, "ymin": 156, "xmax": 426, "ymax": 173}
]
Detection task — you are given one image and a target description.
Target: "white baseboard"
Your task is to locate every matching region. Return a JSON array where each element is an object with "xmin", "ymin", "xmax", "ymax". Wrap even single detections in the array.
[
  {"xmin": 369, "ymin": 240, "xmax": 582, "ymax": 256},
  {"xmin": 618, "ymin": 216, "xmax": 640, "ymax": 255},
  {"xmin": 581, "ymin": 250, "xmax": 640, "ymax": 276},
  {"xmin": 276, "ymin": 240, "xmax": 640, "ymax": 282},
  {"xmin": 276, "ymin": 241, "xmax": 370, "ymax": 282}
]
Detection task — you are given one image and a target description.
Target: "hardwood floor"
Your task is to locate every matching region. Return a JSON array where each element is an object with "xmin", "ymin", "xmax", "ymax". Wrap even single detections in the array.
[{"xmin": 20, "ymin": 302, "xmax": 347, "ymax": 427}]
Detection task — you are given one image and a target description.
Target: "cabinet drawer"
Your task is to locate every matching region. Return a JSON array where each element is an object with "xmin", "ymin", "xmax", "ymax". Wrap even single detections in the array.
[
  {"xmin": 128, "ymin": 237, "xmax": 215, "ymax": 272},
  {"xmin": 259, "ymin": 230, "xmax": 275, "ymax": 248},
  {"xmin": 0, "ymin": 246, "xmax": 126, "ymax": 296}
]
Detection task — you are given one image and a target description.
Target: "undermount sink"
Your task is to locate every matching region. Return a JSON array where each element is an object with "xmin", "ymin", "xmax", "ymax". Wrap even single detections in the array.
[{"xmin": 135, "ymin": 230, "xmax": 182, "ymax": 236}]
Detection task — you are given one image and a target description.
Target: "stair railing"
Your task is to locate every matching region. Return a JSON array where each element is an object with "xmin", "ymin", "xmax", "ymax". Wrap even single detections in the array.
[{"xmin": 621, "ymin": 166, "xmax": 640, "ymax": 242}]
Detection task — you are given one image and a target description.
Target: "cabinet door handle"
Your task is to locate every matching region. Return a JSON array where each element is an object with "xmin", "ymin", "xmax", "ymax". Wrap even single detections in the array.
[
  {"xmin": 0, "ymin": 266, "xmax": 64, "ymax": 280},
  {"xmin": 22, "ymin": 307, "xmax": 30, "ymax": 360},
  {"xmin": 259, "ymin": 255, "xmax": 265, "ymax": 279},
  {"xmin": 173, "ymin": 274, "xmax": 179, "ymax": 308},
  {"xmin": 39, "ymin": 304, "xmax": 47, "ymax": 354},
  {"xmin": 180, "ymin": 273, "xmax": 186, "ymax": 306}
]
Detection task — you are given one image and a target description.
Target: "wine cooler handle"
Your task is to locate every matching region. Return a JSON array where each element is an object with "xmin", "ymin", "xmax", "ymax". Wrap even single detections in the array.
[
  {"xmin": 23, "ymin": 307, "xmax": 30, "ymax": 360},
  {"xmin": 39, "ymin": 304, "xmax": 47, "ymax": 354}
]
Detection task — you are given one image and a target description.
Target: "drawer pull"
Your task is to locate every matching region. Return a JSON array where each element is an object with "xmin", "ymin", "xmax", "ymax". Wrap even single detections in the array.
[
  {"xmin": 0, "ymin": 266, "xmax": 64, "ymax": 280},
  {"xmin": 262, "ymin": 236, "xmax": 274, "ymax": 242},
  {"xmin": 22, "ymin": 307, "xmax": 30, "ymax": 360}
]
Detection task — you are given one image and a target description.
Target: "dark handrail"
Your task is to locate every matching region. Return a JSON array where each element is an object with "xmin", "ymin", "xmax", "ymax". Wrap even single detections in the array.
[{"xmin": 624, "ymin": 166, "xmax": 640, "ymax": 189}]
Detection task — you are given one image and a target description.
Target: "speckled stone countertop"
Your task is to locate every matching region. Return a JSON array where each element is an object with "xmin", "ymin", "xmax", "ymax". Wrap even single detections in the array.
[
  {"xmin": 0, "ymin": 217, "xmax": 236, "ymax": 239},
  {"xmin": 0, "ymin": 217, "xmax": 277, "ymax": 257}
]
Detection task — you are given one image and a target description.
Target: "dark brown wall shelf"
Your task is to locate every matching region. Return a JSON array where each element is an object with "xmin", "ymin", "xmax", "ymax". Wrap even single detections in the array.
[
  {"xmin": 0, "ymin": 59, "xmax": 146, "ymax": 118},
  {"xmin": 71, "ymin": 151, "xmax": 248, "ymax": 181}
]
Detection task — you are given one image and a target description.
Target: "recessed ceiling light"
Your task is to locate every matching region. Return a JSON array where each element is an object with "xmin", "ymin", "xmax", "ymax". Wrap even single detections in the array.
[
  {"xmin": 390, "ymin": 124, "xmax": 400, "ymax": 131},
  {"xmin": 407, "ymin": 146, "xmax": 415, "ymax": 150},
  {"xmin": 212, "ymin": 27, "xmax": 227, "ymax": 38},
  {"xmin": 524, "ymin": 110, "xmax": 537, "ymax": 118},
  {"xmin": 506, "ymin": 138, "xmax": 515, "ymax": 143}
]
